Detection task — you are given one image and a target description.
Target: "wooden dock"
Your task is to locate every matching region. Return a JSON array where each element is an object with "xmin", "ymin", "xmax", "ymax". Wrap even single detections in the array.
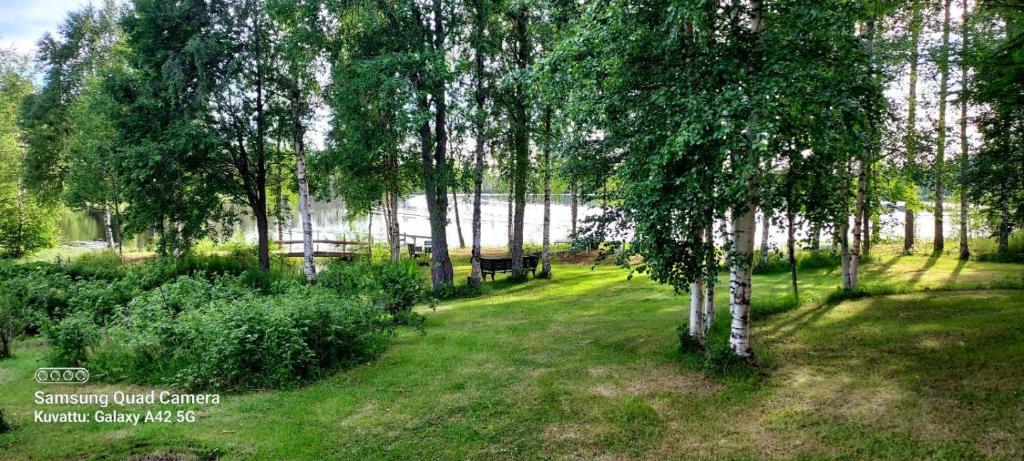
[{"xmin": 275, "ymin": 237, "xmax": 367, "ymax": 260}]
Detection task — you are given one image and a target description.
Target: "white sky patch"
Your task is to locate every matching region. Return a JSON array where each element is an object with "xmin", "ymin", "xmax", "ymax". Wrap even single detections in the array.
[{"xmin": 0, "ymin": 0, "xmax": 94, "ymax": 57}]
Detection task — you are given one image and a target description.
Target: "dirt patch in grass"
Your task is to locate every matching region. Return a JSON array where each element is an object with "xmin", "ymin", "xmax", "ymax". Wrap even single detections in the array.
[{"xmin": 627, "ymin": 367, "xmax": 721, "ymax": 397}]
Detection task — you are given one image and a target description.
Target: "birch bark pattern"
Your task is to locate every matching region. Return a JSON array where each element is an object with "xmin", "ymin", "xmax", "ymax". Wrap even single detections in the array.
[
  {"xmin": 758, "ymin": 212, "xmax": 770, "ymax": 266},
  {"xmin": 729, "ymin": 204, "xmax": 756, "ymax": 358},
  {"xmin": 703, "ymin": 225, "xmax": 715, "ymax": 334},
  {"xmin": 689, "ymin": 281, "xmax": 705, "ymax": 344},
  {"xmin": 291, "ymin": 89, "xmax": 316, "ymax": 282},
  {"xmin": 452, "ymin": 189, "xmax": 465, "ymax": 249},
  {"xmin": 849, "ymin": 18, "xmax": 876, "ymax": 291},
  {"xmin": 728, "ymin": 0, "xmax": 763, "ymax": 359},
  {"xmin": 103, "ymin": 203, "xmax": 115, "ymax": 250}
]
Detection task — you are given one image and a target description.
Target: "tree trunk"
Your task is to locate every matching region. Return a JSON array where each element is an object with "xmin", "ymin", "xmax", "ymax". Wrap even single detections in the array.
[
  {"xmin": 570, "ymin": 181, "xmax": 578, "ymax": 236},
  {"xmin": 0, "ymin": 333, "xmax": 9, "ymax": 359},
  {"xmin": 999, "ymin": 183, "xmax": 1011, "ymax": 253},
  {"xmin": 510, "ymin": 6, "xmax": 531, "ymax": 279},
  {"xmin": 728, "ymin": 0, "xmax": 763, "ymax": 360},
  {"xmin": 292, "ymin": 89, "xmax": 316, "ymax": 282},
  {"xmin": 905, "ymin": 0, "xmax": 922, "ymax": 254},
  {"xmin": 419, "ymin": 0, "xmax": 454, "ymax": 290},
  {"xmin": 112, "ymin": 198, "xmax": 123, "ymax": 259},
  {"xmin": 274, "ymin": 158, "xmax": 285, "ymax": 243},
  {"xmin": 758, "ymin": 211, "xmax": 770, "ymax": 266},
  {"xmin": 385, "ymin": 190, "xmax": 400, "ymax": 263},
  {"xmin": 787, "ymin": 210, "xmax": 798, "ymax": 300},
  {"xmin": 452, "ymin": 188, "xmax": 465, "ymax": 249},
  {"xmin": 689, "ymin": 280, "xmax": 705, "ymax": 345},
  {"xmin": 935, "ymin": 0, "xmax": 952, "ymax": 255},
  {"xmin": 507, "ymin": 184, "xmax": 514, "ymax": 250},
  {"xmin": 848, "ymin": 18, "xmax": 875, "ymax": 291},
  {"xmin": 839, "ymin": 223, "xmax": 852, "ymax": 290},
  {"xmin": 103, "ymin": 203, "xmax": 115, "ymax": 250},
  {"xmin": 959, "ymin": 0, "xmax": 972, "ymax": 261},
  {"xmin": 700, "ymin": 225, "xmax": 716, "ymax": 333},
  {"xmin": 541, "ymin": 109, "xmax": 552, "ymax": 277},
  {"xmin": 469, "ymin": 19, "xmax": 486, "ymax": 286},
  {"xmin": 851, "ymin": 160, "xmax": 865, "ymax": 289},
  {"xmin": 255, "ymin": 209, "xmax": 271, "ymax": 271},
  {"xmin": 809, "ymin": 222, "xmax": 820, "ymax": 250},
  {"xmin": 729, "ymin": 203, "xmax": 756, "ymax": 358}
]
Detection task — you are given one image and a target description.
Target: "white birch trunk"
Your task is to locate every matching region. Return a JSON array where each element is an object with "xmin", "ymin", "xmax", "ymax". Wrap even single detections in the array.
[
  {"xmin": 103, "ymin": 204, "xmax": 115, "ymax": 250},
  {"xmin": 727, "ymin": 0, "xmax": 763, "ymax": 360},
  {"xmin": 689, "ymin": 281, "xmax": 705, "ymax": 344},
  {"xmin": 758, "ymin": 211, "xmax": 770, "ymax": 266},
  {"xmin": 452, "ymin": 188, "xmax": 465, "ymax": 249},
  {"xmin": 291, "ymin": 90, "xmax": 316, "ymax": 282},
  {"xmin": 729, "ymin": 204, "xmax": 756, "ymax": 358}
]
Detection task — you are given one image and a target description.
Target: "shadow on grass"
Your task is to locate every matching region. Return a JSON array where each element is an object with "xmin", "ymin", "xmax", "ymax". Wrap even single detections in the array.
[{"xmin": 907, "ymin": 253, "xmax": 941, "ymax": 286}]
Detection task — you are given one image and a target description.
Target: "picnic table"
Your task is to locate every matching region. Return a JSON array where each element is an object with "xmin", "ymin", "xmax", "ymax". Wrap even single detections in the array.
[{"xmin": 480, "ymin": 254, "xmax": 539, "ymax": 280}]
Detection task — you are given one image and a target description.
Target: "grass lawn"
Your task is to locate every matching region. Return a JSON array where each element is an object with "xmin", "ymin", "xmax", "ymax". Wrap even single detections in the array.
[{"xmin": 1, "ymin": 253, "xmax": 1023, "ymax": 460}]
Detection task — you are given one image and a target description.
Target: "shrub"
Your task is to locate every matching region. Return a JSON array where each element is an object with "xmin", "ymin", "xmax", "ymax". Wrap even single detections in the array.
[
  {"xmin": 48, "ymin": 311, "xmax": 99, "ymax": 366},
  {"xmin": 319, "ymin": 259, "xmax": 428, "ymax": 318},
  {"xmin": 66, "ymin": 278, "xmax": 140, "ymax": 325},
  {"xmin": 0, "ymin": 283, "xmax": 32, "ymax": 358},
  {"xmin": 89, "ymin": 282, "xmax": 393, "ymax": 391},
  {"xmin": 0, "ymin": 409, "xmax": 10, "ymax": 433},
  {"xmin": 701, "ymin": 340, "xmax": 760, "ymax": 379},
  {"xmin": 676, "ymin": 325, "xmax": 704, "ymax": 353}
]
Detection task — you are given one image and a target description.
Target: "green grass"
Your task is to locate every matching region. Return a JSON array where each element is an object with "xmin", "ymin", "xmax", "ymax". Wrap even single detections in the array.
[{"xmin": 1, "ymin": 254, "xmax": 1023, "ymax": 459}]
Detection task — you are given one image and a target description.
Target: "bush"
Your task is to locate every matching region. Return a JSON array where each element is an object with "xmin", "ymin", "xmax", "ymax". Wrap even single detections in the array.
[
  {"xmin": 48, "ymin": 311, "xmax": 99, "ymax": 366},
  {"xmin": 753, "ymin": 249, "xmax": 841, "ymax": 274},
  {"xmin": 89, "ymin": 280, "xmax": 393, "ymax": 391},
  {"xmin": 701, "ymin": 340, "xmax": 760, "ymax": 379},
  {"xmin": 0, "ymin": 283, "xmax": 32, "ymax": 358},
  {"xmin": 319, "ymin": 259, "xmax": 428, "ymax": 320}
]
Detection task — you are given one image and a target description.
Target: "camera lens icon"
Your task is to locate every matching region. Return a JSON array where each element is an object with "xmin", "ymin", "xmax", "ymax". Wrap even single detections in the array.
[{"xmin": 34, "ymin": 368, "xmax": 89, "ymax": 384}]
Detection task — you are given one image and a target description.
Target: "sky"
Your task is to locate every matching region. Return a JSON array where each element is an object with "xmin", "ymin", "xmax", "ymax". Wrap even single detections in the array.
[{"xmin": 0, "ymin": 0, "xmax": 92, "ymax": 57}]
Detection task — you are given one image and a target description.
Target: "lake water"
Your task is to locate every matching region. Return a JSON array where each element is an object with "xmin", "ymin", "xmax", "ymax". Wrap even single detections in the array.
[
  {"xmin": 60, "ymin": 194, "xmax": 600, "ymax": 249},
  {"xmin": 60, "ymin": 195, "xmax": 970, "ymax": 251}
]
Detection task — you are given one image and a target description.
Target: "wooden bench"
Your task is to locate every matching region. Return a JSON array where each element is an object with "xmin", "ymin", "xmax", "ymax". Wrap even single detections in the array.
[{"xmin": 480, "ymin": 254, "xmax": 539, "ymax": 280}]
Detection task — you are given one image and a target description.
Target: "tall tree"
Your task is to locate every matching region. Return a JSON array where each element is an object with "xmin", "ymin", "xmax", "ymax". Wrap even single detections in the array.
[
  {"xmin": 20, "ymin": 1, "xmax": 122, "ymax": 248},
  {"xmin": 904, "ymin": 0, "xmax": 923, "ymax": 253},
  {"xmin": 0, "ymin": 49, "xmax": 59, "ymax": 258},
  {"xmin": 506, "ymin": 3, "xmax": 532, "ymax": 280},
  {"xmin": 959, "ymin": 0, "xmax": 972, "ymax": 260},
  {"xmin": 269, "ymin": 0, "xmax": 325, "ymax": 282},
  {"xmin": 466, "ymin": 0, "xmax": 500, "ymax": 286},
  {"xmin": 935, "ymin": 0, "xmax": 954, "ymax": 254}
]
